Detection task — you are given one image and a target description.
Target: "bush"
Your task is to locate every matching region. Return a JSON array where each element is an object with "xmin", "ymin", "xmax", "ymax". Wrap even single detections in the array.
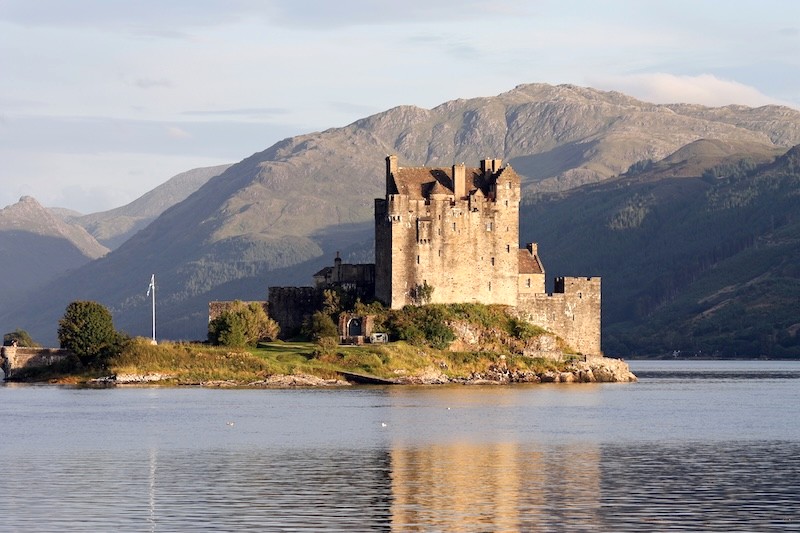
[
  {"xmin": 3, "ymin": 329, "xmax": 40, "ymax": 347},
  {"xmin": 387, "ymin": 305, "xmax": 455, "ymax": 349},
  {"xmin": 208, "ymin": 301, "xmax": 279, "ymax": 348},
  {"xmin": 57, "ymin": 301, "xmax": 125, "ymax": 367},
  {"xmin": 303, "ymin": 311, "xmax": 339, "ymax": 341}
]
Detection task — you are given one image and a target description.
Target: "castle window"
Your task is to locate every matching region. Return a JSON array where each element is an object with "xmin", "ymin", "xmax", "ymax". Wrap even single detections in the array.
[
  {"xmin": 488, "ymin": 282, "xmax": 492, "ymax": 291},
  {"xmin": 486, "ymin": 222, "xmax": 493, "ymax": 232},
  {"xmin": 526, "ymin": 278, "xmax": 531, "ymax": 288},
  {"xmin": 506, "ymin": 244, "xmax": 510, "ymax": 253},
  {"xmin": 416, "ymin": 255, "xmax": 420, "ymax": 264},
  {"xmin": 491, "ymin": 257, "xmax": 495, "ymax": 266},
  {"xmin": 505, "ymin": 200, "xmax": 508, "ymax": 207},
  {"xmin": 453, "ymin": 222, "xmax": 456, "ymax": 231},
  {"xmin": 506, "ymin": 182, "xmax": 510, "ymax": 189}
]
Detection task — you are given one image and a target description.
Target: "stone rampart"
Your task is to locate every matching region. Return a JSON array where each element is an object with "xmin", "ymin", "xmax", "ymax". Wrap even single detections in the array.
[
  {"xmin": 268, "ymin": 286, "xmax": 322, "ymax": 339},
  {"xmin": 516, "ymin": 277, "xmax": 601, "ymax": 356},
  {"xmin": 1, "ymin": 345, "xmax": 74, "ymax": 379}
]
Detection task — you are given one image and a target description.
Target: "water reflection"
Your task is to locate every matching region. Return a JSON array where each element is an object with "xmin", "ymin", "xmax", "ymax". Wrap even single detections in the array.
[
  {"xmin": 4, "ymin": 441, "xmax": 797, "ymax": 531},
  {"xmin": 390, "ymin": 443, "xmax": 601, "ymax": 531}
]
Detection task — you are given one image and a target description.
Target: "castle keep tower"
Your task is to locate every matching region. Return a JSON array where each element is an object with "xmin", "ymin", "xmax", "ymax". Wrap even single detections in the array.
[
  {"xmin": 373, "ymin": 155, "xmax": 601, "ymax": 355},
  {"xmin": 375, "ymin": 156, "xmax": 525, "ymax": 308}
]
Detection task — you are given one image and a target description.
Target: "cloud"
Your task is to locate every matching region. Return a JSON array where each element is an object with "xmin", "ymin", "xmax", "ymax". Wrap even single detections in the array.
[
  {"xmin": 589, "ymin": 73, "xmax": 793, "ymax": 108},
  {"xmin": 166, "ymin": 126, "xmax": 191, "ymax": 139}
]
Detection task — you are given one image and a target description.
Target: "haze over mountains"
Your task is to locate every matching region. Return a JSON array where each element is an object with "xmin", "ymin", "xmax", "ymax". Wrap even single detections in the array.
[{"xmin": 3, "ymin": 83, "xmax": 799, "ymax": 356}]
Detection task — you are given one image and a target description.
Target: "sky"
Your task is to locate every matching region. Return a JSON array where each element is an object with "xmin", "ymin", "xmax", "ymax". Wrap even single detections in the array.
[{"xmin": 1, "ymin": 0, "xmax": 799, "ymax": 213}]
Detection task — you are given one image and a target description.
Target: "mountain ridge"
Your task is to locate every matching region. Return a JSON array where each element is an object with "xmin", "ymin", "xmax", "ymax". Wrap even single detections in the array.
[{"xmin": 2, "ymin": 83, "xmax": 799, "ymax": 351}]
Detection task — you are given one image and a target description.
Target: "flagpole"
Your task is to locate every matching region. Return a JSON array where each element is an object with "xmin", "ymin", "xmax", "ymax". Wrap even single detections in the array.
[{"xmin": 148, "ymin": 274, "xmax": 157, "ymax": 345}]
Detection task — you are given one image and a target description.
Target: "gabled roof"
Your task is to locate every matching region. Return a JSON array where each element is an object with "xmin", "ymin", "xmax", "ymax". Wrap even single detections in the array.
[
  {"xmin": 518, "ymin": 249, "xmax": 544, "ymax": 274},
  {"xmin": 392, "ymin": 167, "xmax": 486, "ymax": 199}
]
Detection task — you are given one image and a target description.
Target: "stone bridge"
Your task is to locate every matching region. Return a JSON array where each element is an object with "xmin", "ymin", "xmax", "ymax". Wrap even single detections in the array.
[{"xmin": 1, "ymin": 345, "xmax": 73, "ymax": 380}]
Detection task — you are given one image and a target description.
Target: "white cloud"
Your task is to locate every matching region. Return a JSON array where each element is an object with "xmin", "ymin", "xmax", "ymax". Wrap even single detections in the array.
[
  {"xmin": 166, "ymin": 126, "xmax": 192, "ymax": 139},
  {"xmin": 590, "ymin": 73, "xmax": 793, "ymax": 108}
]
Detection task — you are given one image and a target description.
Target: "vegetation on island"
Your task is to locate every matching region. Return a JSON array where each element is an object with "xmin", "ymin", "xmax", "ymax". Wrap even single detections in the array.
[
  {"xmin": 57, "ymin": 301, "xmax": 129, "ymax": 367},
  {"xmin": 208, "ymin": 300, "xmax": 280, "ymax": 348},
  {"xmin": 6, "ymin": 297, "xmax": 581, "ymax": 385},
  {"xmin": 3, "ymin": 328, "xmax": 40, "ymax": 347}
]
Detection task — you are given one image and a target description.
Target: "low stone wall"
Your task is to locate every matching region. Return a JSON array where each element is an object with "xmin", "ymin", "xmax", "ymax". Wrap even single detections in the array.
[{"xmin": 1, "ymin": 345, "xmax": 74, "ymax": 379}]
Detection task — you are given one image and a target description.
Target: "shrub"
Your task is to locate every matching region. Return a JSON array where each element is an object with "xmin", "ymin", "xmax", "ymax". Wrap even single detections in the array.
[
  {"xmin": 3, "ymin": 328, "xmax": 40, "ymax": 347},
  {"xmin": 303, "ymin": 310, "xmax": 339, "ymax": 340},
  {"xmin": 208, "ymin": 301, "xmax": 280, "ymax": 348}
]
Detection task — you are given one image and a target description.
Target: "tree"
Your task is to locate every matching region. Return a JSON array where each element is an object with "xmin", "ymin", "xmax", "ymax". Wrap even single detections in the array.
[
  {"xmin": 3, "ymin": 329, "xmax": 40, "ymax": 347},
  {"xmin": 303, "ymin": 310, "xmax": 339, "ymax": 341},
  {"xmin": 57, "ymin": 301, "xmax": 122, "ymax": 366},
  {"xmin": 208, "ymin": 301, "xmax": 279, "ymax": 348}
]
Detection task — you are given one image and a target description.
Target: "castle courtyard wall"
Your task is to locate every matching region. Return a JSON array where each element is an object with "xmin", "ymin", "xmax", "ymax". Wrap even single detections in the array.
[{"xmin": 516, "ymin": 277, "xmax": 601, "ymax": 356}]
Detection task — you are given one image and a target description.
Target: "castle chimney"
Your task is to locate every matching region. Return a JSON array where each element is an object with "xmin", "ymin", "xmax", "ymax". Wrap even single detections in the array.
[
  {"xmin": 386, "ymin": 155, "xmax": 398, "ymax": 195},
  {"xmin": 526, "ymin": 242, "xmax": 538, "ymax": 256},
  {"xmin": 452, "ymin": 163, "xmax": 466, "ymax": 199},
  {"xmin": 492, "ymin": 158, "xmax": 503, "ymax": 172}
]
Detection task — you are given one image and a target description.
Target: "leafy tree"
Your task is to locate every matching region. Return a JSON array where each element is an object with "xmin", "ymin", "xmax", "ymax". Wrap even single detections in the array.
[
  {"xmin": 303, "ymin": 310, "xmax": 339, "ymax": 341},
  {"xmin": 57, "ymin": 301, "xmax": 123, "ymax": 366},
  {"xmin": 208, "ymin": 301, "xmax": 279, "ymax": 348},
  {"xmin": 3, "ymin": 329, "xmax": 40, "ymax": 347}
]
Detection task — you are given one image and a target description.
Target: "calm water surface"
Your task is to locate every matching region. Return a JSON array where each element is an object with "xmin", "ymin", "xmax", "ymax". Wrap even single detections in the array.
[{"xmin": 1, "ymin": 360, "xmax": 799, "ymax": 531}]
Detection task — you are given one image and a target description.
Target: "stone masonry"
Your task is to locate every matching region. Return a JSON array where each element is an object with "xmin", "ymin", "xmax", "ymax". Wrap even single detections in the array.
[{"xmin": 375, "ymin": 156, "xmax": 601, "ymax": 355}]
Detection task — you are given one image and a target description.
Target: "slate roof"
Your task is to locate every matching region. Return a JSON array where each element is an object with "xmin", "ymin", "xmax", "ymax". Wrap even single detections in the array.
[
  {"xmin": 518, "ymin": 249, "xmax": 544, "ymax": 274},
  {"xmin": 392, "ymin": 167, "xmax": 486, "ymax": 199}
]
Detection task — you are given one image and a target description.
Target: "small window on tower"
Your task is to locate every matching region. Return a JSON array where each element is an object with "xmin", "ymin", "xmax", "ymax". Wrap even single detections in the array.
[
  {"xmin": 491, "ymin": 257, "xmax": 495, "ymax": 266},
  {"xmin": 526, "ymin": 278, "xmax": 531, "ymax": 288}
]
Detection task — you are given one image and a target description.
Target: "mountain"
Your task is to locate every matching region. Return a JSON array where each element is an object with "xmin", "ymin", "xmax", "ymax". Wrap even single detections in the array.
[
  {"xmin": 0, "ymin": 196, "xmax": 109, "ymax": 299},
  {"xmin": 63, "ymin": 164, "xmax": 231, "ymax": 249},
  {"xmin": 521, "ymin": 142, "xmax": 800, "ymax": 357},
  {"xmin": 2, "ymin": 83, "xmax": 800, "ymax": 350}
]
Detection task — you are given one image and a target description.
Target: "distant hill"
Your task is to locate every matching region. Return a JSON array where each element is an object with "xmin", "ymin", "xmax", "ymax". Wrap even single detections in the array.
[
  {"xmin": 63, "ymin": 164, "xmax": 231, "ymax": 249},
  {"xmin": 522, "ymin": 143, "xmax": 800, "ymax": 357},
  {"xmin": 2, "ymin": 83, "xmax": 800, "ymax": 349},
  {"xmin": 0, "ymin": 196, "xmax": 108, "ymax": 301}
]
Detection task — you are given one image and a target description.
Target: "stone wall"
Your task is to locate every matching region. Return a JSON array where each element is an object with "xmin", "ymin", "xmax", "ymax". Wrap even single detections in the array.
[
  {"xmin": 1, "ymin": 345, "xmax": 73, "ymax": 379},
  {"xmin": 267, "ymin": 287, "xmax": 322, "ymax": 339},
  {"xmin": 375, "ymin": 158, "xmax": 521, "ymax": 308},
  {"xmin": 516, "ymin": 277, "xmax": 602, "ymax": 356}
]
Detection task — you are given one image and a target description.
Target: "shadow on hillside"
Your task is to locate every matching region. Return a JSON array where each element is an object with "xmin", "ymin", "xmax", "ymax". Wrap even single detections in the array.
[{"xmin": 509, "ymin": 140, "xmax": 597, "ymax": 184}]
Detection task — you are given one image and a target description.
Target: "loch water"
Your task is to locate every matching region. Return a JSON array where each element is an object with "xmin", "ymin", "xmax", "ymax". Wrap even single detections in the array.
[{"xmin": 1, "ymin": 360, "xmax": 799, "ymax": 532}]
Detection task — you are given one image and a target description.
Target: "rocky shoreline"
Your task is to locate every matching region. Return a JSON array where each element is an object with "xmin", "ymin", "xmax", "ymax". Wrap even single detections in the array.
[{"xmin": 97, "ymin": 356, "xmax": 636, "ymax": 387}]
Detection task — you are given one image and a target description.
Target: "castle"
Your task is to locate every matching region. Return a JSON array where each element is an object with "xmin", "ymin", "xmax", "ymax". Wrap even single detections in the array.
[{"xmin": 262, "ymin": 156, "xmax": 601, "ymax": 355}]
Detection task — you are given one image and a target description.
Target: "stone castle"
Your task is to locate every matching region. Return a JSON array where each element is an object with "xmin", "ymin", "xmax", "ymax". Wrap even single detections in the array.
[{"xmin": 259, "ymin": 156, "xmax": 601, "ymax": 355}]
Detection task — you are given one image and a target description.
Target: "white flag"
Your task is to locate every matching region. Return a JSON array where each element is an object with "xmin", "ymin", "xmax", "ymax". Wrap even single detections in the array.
[{"xmin": 147, "ymin": 274, "xmax": 154, "ymax": 296}]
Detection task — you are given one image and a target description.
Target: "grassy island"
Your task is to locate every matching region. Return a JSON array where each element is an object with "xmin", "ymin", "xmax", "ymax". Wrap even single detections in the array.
[{"xmin": 4, "ymin": 302, "xmax": 636, "ymax": 385}]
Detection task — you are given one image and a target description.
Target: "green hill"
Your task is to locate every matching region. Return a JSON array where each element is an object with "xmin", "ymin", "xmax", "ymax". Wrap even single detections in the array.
[{"xmin": 521, "ymin": 144, "xmax": 800, "ymax": 357}]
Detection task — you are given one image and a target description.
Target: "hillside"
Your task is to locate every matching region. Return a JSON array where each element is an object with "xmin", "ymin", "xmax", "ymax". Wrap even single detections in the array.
[
  {"xmin": 2, "ymin": 83, "xmax": 800, "ymax": 348},
  {"xmin": 66, "ymin": 164, "xmax": 230, "ymax": 249},
  {"xmin": 0, "ymin": 196, "xmax": 109, "ymax": 298},
  {"xmin": 522, "ymin": 143, "xmax": 800, "ymax": 357}
]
